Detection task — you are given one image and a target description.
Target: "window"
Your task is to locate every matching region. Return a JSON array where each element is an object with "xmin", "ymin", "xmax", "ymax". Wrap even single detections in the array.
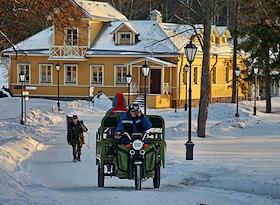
[
  {"xmin": 118, "ymin": 32, "xmax": 132, "ymax": 45},
  {"xmin": 90, "ymin": 65, "xmax": 103, "ymax": 85},
  {"xmin": 40, "ymin": 64, "xmax": 52, "ymax": 84},
  {"xmin": 212, "ymin": 67, "xmax": 216, "ymax": 84},
  {"xmin": 65, "ymin": 28, "xmax": 78, "ymax": 46},
  {"xmin": 193, "ymin": 67, "xmax": 198, "ymax": 84},
  {"xmin": 225, "ymin": 65, "xmax": 230, "ymax": 83},
  {"xmin": 115, "ymin": 65, "xmax": 128, "ymax": 85},
  {"xmin": 17, "ymin": 63, "xmax": 30, "ymax": 83},
  {"xmin": 120, "ymin": 33, "xmax": 131, "ymax": 39},
  {"xmin": 65, "ymin": 64, "xmax": 77, "ymax": 84},
  {"xmin": 215, "ymin": 37, "xmax": 220, "ymax": 44}
]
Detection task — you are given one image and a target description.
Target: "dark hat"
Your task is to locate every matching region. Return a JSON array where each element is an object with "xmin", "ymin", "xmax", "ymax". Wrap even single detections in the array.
[
  {"xmin": 129, "ymin": 104, "xmax": 139, "ymax": 112},
  {"xmin": 72, "ymin": 115, "xmax": 78, "ymax": 119}
]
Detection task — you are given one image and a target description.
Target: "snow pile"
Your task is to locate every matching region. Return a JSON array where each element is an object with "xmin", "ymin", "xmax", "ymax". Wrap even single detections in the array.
[
  {"xmin": 0, "ymin": 136, "xmax": 46, "ymax": 168},
  {"xmin": 26, "ymin": 108, "xmax": 64, "ymax": 126},
  {"xmin": 0, "ymin": 64, "xmax": 8, "ymax": 88},
  {"xmin": 0, "ymin": 102, "xmax": 64, "ymax": 169},
  {"xmin": 92, "ymin": 92, "xmax": 112, "ymax": 111}
]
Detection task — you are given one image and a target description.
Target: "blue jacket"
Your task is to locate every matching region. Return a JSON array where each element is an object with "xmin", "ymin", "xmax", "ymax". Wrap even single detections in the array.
[{"xmin": 115, "ymin": 112, "xmax": 152, "ymax": 143}]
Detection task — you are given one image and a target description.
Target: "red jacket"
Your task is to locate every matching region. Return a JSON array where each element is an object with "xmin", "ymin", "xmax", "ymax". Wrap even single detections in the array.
[{"xmin": 110, "ymin": 92, "xmax": 128, "ymax": 114}]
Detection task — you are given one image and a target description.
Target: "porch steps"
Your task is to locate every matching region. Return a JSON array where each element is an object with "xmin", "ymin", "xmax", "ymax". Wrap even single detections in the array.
[{"xmin": 133, "ymin": 94, "xmax": 145, "ymax": 108}]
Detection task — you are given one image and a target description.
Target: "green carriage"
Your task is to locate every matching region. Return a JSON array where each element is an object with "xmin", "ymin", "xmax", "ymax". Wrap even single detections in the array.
[{"xmin": 96, "ymin": 114, "xmax": 166, "ymax": 190}]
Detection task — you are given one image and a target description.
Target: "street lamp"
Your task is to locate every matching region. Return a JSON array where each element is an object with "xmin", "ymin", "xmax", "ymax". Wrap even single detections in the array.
[
  {"xmin": 253, "ymin": 67, "xmax": 259, "ymax": 115},
  {"xmin": 184, "ymin": 65, "xmax": 189, "ymax": 111},
  {"xmin": 184, "ymin": 41, "xmax": 197, "ymax": 160},
  {"xmin": 19, "ymin": 72, "xmax": 26, "ymax": 125},
  {"xmin": 141, "ymin": 62, "xmax": 150, "ymax": 115},
  {"xmin": 235, "ymin": 68, "xmax": 241, "ymax": 117},
  {"xmin": 56, "ymin": 63, "xmax": 61, "ymax": 111},
  {"xmin": 126, "ymin": 73, "xmax": 132, "ymax": 106},
  {"xmin": 23, "ymin": 91, "xmax": 29, "ymax": 124}
]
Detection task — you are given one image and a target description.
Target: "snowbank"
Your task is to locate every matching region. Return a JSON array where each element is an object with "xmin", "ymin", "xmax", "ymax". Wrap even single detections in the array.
[
  {"xmin": 92, "ymin": 92, "xmax": 112, "ymax": 111},
  {"xmin": 0, "ymin": 64, "xmax": 8, "ymax": 88}
]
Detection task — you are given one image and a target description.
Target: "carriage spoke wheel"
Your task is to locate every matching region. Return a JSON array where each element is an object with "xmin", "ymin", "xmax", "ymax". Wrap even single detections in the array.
[{"xmin": 98, "ymin": 165, "xmax": 104, "ymax": 187}]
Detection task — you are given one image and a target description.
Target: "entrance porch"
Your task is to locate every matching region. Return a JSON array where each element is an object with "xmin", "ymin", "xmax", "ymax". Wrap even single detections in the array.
[{"xmin": 124, "ymin": 57, "xmax": 176, "ymax": 108}]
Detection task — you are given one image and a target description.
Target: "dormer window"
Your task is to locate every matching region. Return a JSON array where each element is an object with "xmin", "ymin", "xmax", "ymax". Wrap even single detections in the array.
[
  {"xmin": 110, "ymin": 22, "xmax": 139, "ymax": 45},
  {"xmin": 65, "ymin": 28, "xmax": 78, "ymax": 46},
  {"xmin": 118, "ymin": 32, "xmax": 132, "ymax": 45}
]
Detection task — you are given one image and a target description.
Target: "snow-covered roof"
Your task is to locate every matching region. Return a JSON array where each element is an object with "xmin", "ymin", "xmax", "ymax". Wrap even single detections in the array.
[
  {"xmin": 216, "ymin": 26, "xmax": 231, "ymax": 38},
  {"xmin": 110, "ymin": 22, "xmax": 139, "ymax": 35},
  {"xmin": 74, "ymin": 0, "xmax": 127, "ymax": 21},
  {"xmin": 2, "ymin": 20, "xmax": 233, "ymax": 58},
  {"xmin": 124, "ymin": 57, "xmax": 176, "ymax": 67},
  {"xmin": 88, "ymin": 20, "xmax": 179, "ymax": 55},
  {"xmin": 160, "ymin": 23, "xmax": 233, "ymax": 55},
  {"xmin": 4, "ymin": 27, "xmax": 53, "ymax": 54}
]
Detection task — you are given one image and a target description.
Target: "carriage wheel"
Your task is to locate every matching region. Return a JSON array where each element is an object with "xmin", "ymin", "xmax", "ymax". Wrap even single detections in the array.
[
  {"xmin": 134, "ymin": 165, "xmax": 142, "ymax": 190},
  {"xmin": 153, "ymin": 165, "xmax": 160, "ymax": 188},
  {"xmin": 98, "ymin": 165, "xmax": 104, "ymax": 187}
]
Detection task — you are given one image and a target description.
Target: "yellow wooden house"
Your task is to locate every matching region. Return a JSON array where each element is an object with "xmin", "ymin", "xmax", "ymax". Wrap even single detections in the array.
[{"xmin": 3, "ymin": 0, "xmax": 245, "ymax": 109}]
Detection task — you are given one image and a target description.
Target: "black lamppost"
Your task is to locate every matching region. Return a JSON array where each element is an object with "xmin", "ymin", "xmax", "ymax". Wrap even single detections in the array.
[
  {"xmin": 56, "ymin": 63, "xmax": 61, "ymax": 111},
  {"xmin": 126, "ymin": 73, "xmax": 132, "ymax": 106},
  {"xmin": 235, "ymin": 68, "xmax": 241, "ymax": 117},
  {"xmin": 19, "ymin": 72, "xmax": 26, "ymax": 125},
  {"xmin": 253, "ymin": 67, "xmax": 259, "ymax": 115},
  {"xmin": 184, "ymin": 41, "xmax": 197, "ymax": 160},
  {"xmin": 141, "ymin": 62, "xmax": 150, "ymax": 115},
  {"xmin": 184, "ymin": 65, "xmax": 189, "ymax": 111}
]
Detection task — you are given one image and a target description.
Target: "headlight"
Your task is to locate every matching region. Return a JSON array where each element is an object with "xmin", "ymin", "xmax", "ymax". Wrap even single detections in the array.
[{"xmin": 132, "ymin": 140, "xmax": 144, "ymax": 151}]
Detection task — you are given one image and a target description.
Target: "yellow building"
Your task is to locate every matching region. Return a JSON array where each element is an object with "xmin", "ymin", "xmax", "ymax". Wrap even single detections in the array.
[{"xmin": 3, "ymin": 1, "xmax": 245, "ymax": 109}]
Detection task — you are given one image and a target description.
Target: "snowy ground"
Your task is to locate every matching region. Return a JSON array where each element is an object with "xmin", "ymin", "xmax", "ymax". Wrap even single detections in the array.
[
  {"xmin": 0, "ymin": 95, "xmax": 280, "ymax": 205},
  {"xmin": 0, "ymin": 64, "xmax": 8, "ymax": 88}
]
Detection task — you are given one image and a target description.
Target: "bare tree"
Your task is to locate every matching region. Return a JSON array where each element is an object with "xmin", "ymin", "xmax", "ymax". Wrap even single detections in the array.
[{"xmin": 176, "ymin": 0, "xmax": 227, "ymax": 137}]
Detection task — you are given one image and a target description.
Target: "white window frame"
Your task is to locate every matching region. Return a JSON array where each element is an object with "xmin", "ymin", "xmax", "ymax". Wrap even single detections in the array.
[
  {"xmin": 64, "ymin": 64, "xmax": 78, "ymax": 85},
  {"xmin": 17, "ymin": 63, "xmax": 31, "ymax": 84},
  {"xmin": 64, "ymin": 27, "xmax": 79, "ymax": 46},
  {"xmin": 114, "ymin": 65, "xmax": 128, "ymax": 86},
  {"xmin": 90, "ymin": 65, "xmax": 104, "ymax": 85},
  {"xmin": 39, "ymin": 64, "xmax": 53, "ymax": 84},
  {"xmin": 118, "ymin": 32, "xmax": 132, "ymax": 44}
]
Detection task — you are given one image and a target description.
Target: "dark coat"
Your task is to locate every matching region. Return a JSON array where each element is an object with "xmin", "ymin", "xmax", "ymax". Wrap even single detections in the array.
[
  {"xmin": 67, "ymin": 121, "xmax": 88, "ymax": 145},
  {"xmin": 115, "ymin": 112, "xmax": 152, "ymax": 143}
]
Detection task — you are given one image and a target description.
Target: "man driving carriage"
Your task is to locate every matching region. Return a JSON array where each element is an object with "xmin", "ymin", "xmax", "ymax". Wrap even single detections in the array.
[{"xmin": 114, "ymin": 104, "xmax": 152, "ymax": 144}]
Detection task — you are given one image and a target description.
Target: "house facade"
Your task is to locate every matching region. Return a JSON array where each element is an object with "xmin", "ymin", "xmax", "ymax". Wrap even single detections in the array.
[{"xmin": 3, "ymin": 0, "xmax": 245, "ymax": 108}]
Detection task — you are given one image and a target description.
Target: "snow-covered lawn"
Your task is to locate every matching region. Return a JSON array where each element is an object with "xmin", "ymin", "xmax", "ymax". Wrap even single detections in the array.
[{"xmin": 0, "ymin": 95, "xmax": 279, "ymax": 205}]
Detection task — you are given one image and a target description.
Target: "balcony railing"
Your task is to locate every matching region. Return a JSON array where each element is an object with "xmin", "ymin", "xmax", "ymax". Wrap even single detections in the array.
[
  {"xmin": 163, "ymin": 83, "xmax": 171, "ymax": 94},
  {"xmin": 131, "ymin": 83, "xmax": 140, "ymax": 93},
  {"xmin": 49, "ymin": 46, "xmax": 87, "ymax": 58}
]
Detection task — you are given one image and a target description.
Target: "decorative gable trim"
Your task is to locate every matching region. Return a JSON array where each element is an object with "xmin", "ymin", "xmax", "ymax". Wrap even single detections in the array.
[{"xmin": 110, "ymin": 22, "xmax": 139, "ymax": 35}]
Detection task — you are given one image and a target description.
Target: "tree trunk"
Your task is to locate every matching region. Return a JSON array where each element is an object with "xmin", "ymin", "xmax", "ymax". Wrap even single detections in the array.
[
  {"xmin": 264, "ymin": 45, "xmax": 272, "ymax": 113},
  {"xmin": 197, "ymin": 2, "xmax": 211, "ymax": 138},
  {"xmin": 265, "ymin": 72, "xmax": 272, "ymax": 113},
  {"xmin": 231, "ymin": 0, "xmax": 238, "ymax": 103}
]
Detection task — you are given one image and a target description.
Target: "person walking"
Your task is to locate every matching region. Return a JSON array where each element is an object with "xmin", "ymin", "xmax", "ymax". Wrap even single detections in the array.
[{"xmin": 67, "ymin": 115, "xmax": 88, "ymax": 162}]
